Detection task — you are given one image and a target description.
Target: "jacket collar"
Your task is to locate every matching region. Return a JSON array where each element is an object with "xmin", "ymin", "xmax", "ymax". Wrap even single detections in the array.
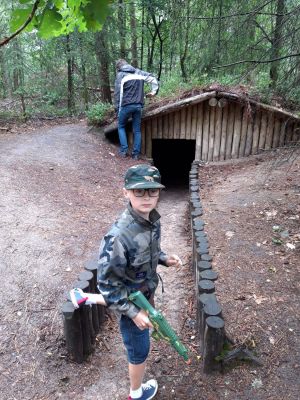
[{"xmin": 127, "ymin": 203, "xmax": 161, "ymax": 225}]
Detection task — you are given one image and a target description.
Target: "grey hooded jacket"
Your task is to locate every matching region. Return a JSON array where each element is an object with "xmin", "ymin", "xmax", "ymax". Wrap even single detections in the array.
[
  {"xmin": 114, "ymin": 64, "xmax": 159, "ymax": 113},
  {"xmin": 97, "ymin": 203, "xmax": 168, "ymax": 319}
]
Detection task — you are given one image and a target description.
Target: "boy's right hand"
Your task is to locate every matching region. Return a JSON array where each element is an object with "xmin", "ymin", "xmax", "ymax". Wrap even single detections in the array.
[{"xmin": 132, "ymin": 309, "xmax": 153, "ymax": 330}]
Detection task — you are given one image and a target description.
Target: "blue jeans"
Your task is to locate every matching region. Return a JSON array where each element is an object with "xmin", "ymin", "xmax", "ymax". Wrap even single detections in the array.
[
  {"xmin": 118, "ymin": 104, "xmax": 142, "ymax": 156},
  {"xmin": 120, "ymin": 315, "xmax": 150, "ymax": 364}
]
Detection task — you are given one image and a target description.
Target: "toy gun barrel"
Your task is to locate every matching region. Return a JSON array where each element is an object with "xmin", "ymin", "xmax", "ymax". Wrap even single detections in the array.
[{"xmin": 128, "ymin": 291, "xmax": 190, "ymax": 362}]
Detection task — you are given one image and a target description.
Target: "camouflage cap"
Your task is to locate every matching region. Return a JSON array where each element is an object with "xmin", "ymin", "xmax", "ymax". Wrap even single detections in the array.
[{"xmin": 124, "ymin": 164, "xmax": 165, "ymax": 189}]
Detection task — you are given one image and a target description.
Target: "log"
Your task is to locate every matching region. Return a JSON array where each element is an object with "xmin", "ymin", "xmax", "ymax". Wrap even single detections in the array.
[
  {"xmin": 203, "ymin": 316, "xmax": 225, "ymax": 373},
  {"xmin": 79, "ymin": 270, "xmax": 100, "ymax": 334},
  {"xmin": 218, "ymin": 98, "xmax": 228, "ymax": 108},
  {"xmin": 285, "ymin": 122, "xmax": 293, "ymax": 145},
  {"xmin": 173, "ymin": 110, "xmax": 180, "ymax": 139},
  {"xmin": 265, "ymin": 112, "xmax": 275, "ymax": 150},
  {"xmin": 279, "ymin": 120, "xmax": 287, "ymax": 146},
  {"xmin": 209, "ymin": 97, "xmax": 218, "ymax": 107},
  {"xmin": 244, "ymin": 112, "xmax": 253, "ymax": 156},
  {"xmin": 85, "ymin": 260, "xmax": 105, "ymax": 326},
  {"xmin": 195, "ymin": 103, "xmax": 204, "ymax": 160},
  {"xmin": 168, "ymin": 112, "xmax": 174, "ymax": 139},
  {"xmin": 219, "ymin": 104, "xmax": 228, "ymax": 161},
  {"xmin": 146, "ymin": 122, "xmax": 152, "ymax": 158},
  {"xmin": 238, "ymin": 107, "xmax": 248, "ymax": 157},
  {"xmin": 72, "ymin": 280, "xmax": 93, "ymax": 357},
  {"xmin": 213, "ymin": 106, "xmax": 222, "ymax": 161},
  {"xmin": 186, "ymin": 105, "xmax": 192, "ymax": 140},
  {"xmin": 191, "ymin": 104, "xmax": 198, "ymax": 140},
  {"xmin": 151, "ymin": 117, "xmax": 158, "ymax": 139},
  {"xmin": 198, "ymin": 279, "xmax": 215, "ymax": 294},
  {"xmin": 202, "ymin": 101, "xmax": 210, "ymax": 161},
  {"xmin": 197, "ymin": 293, "xmax": 218, "ymax": 343},
  {"xmin": 162, "ymin": 114, "xmax": 168, "ymax": 139},
  {"xmin": 251, "ymin": 110, "xmax": 261, "ymax": 154},
  {"xmin": 62, "ymin": 302, "xmax": 84, "ymax": 363},
  {"xmin": 231, "ymin": 105, "xmax": 242, "ymax": 158},
  {"xmin": 258, "ymin": 112, "xmax": 267, "ymax": 150},
  {"xmin": 225, "ymin": 104, "xmax": 235, "ymax": 160},
  {"xmin": 292, "ymin": 123, "xmax": 300, "ymax": 143},
  {"xmin": 141, "ymin": 123, "xmax": 146, "ymax": 155},
  {"xmin": 157, "ymin": 116, "xmax": 163, "ymax": 139},
  {"xmin": 272, "ymin": 117, "xmax": 281, "ymax": 148},
  {"xmin": 200, "ymin": 270, "xmax": 218, "ymax": 281},
  {"xmin": 180, "ymin": 108, "xmax": 186, "ymax": 139},
  {"xmin": 208, "ymin": 105, "xmax": 216, "ymax": 161}
]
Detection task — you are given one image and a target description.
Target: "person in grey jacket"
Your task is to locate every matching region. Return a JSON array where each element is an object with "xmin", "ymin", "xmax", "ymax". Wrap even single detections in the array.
[
  {"xmin": 70, "ymin": 164, "xmax": 182, "ymax": 400},
  {"xmin": 114, "ymin": 59, "xmax": 159, "ymax": 160}
]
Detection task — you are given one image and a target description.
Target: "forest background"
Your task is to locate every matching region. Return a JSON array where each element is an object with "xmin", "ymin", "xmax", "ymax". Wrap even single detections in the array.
[{"xmin": 0, "ymin": 0, "xmax": 300, "ymax": 124}]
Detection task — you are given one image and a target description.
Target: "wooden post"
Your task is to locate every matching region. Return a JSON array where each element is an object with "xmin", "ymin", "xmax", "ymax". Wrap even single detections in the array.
[
  {"xmin": 62, "ymin": 302, "xmax": 84, "ymax": 363},
  {"xmin": 238, "ymin": 107, "xmax": 248, "ymax": 158},
  {"xmin": 162, "ymin": 114, "xmax": 168, "ymax": 139},
  {"xmin": 191, "ymin": 104, "xmax": 198, "ymax": 140},
  {"xmin": 72, "ymin": 280, "xmax": 93, "ymax": 357},
  {"xmin": 258, "ymin": 112, "xmax": 267, "ymax": 151},
  {"xmin": 203, "ymin": 316, "xmax": 225, "ymax": 373},
  {"xmin": 195, "ymin": 103, "xmax": 203, "ymax": 160},
  {"xmin": 168, "ymin": 112, "xmax": 174, "ymax": 139},
  {"xmin": 231, "ymin": 104, "xmax": 242, "ymax": 158},
  {"xmin": 245, "ymin": 115, "xmax": 254, "ymax": 157},
  {"xmin": 141, "ymin": 123, "xmax": 146, "ymax": 155},
  {"xmin": 251, "ymin": 110, "xmax": 261, "ymax": 155},
  {"xmin": 197, "ymin": 293, "xmax": 217, "ymax": 344},
  {"xmin": 265, "ymin": 112, "xmax": 275, "ymax": 150},
  {"xmin": 272, "ymin": 117, "xmax": 281, "ymax": 148},
  {"xmin": 279, "ymin": 120, "xmax": 287, "ymax": 146},
  {"xmin": 225, "ymin": 104, "xmax": 235, "ymax": 160},
  {"xmin": 174, "ymin": 110, "xmax": 180, "ymax": 139},
  {"xmin": 285, "ymin": 122, "xmax": 293, "ymax": 145},
  {"xmin": 151, "ymin": 117, "xmax": 158, "ymax": 139},
  {"xmin": 292, "ymin": 123, "xmax": 300, "ymax": 144},
  {"xmin": 157, "ymin": 116, "xmax": 163, "ymax": 139},
  {"xmin": 79, "ymin": 270, "xmax": 100, "ymax": 334},
  {"xmin": 186, "ymin": 106, "xmax": 192, "ymax": 140},
  {"xmin": 85, "ymin": 261, "xmax": 105, "ymax": 325},
  {"xmin": 180, "ymin": 108, "xmax": 186, "ymax": 139},
  {"xmin": 213, "ymin": 106, "xmax": 222, "ymax": 161},
  {"xmin": 219, "ymin": 104, "xmax": 228, "ymax": 161},
  {"xmin": 202, "ymin": 101, "xmax": 210, "ymax": 161},
  {"xmin": 208, "ymin": 104, "xmax": 216, "ymax": 161},
  {"xmin": 146, "ymin": 122, "xmax": 152, "ymax": 158}
]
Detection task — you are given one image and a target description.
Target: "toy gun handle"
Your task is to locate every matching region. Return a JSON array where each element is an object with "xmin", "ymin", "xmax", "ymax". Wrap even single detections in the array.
[{"xmin": 128, "ymin": 291, "xmax": 190, "ymax": 363}]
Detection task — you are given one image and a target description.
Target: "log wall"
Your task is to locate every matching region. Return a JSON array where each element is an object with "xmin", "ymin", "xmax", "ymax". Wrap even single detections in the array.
[{"xmin": 141, "ymin": 99, "xmax": 300, "ymax": 160}]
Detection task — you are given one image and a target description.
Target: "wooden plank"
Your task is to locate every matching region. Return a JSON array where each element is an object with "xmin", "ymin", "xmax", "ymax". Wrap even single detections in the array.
[
  {"xmin": 225, "ymin": 104, "xmax": 235, "ymax": 160},
  {"xmin": 208, "ymin": 105, "xmax": 216, "ymax": 161},
  {"xmin": 191, "ymin": 105, "xmax": 198, "ymax": 139},
  {"xmin": 180, "ymin": 108, "xmax": 186, "ymax": 139},
  {"xmin": 231, "ymin": 104, "xmax": 242, "ymax": 158},
  {"xmin": 272, "ymin": 117, "xmax": 281, "ymax": 148},
  {"xmin": 186, "ymin": 106, "xmax": 192, "ymax": 140},
  {"xmin": 145, "ymin": 122, "xmax": 152, "ymax": 158},
  {"xmin": 219, "ymin": 104, "xmax": 228, "ymax": 160},
  {"xmin": 202, "ymin": 101, "xmax": 210, "ymax": 161},
  {"xmin": 292, "ymin": 123, "xmax": 299, "ymax": 144},
  {"xmin": 162, "ymin": 114, "xmax": 168, "ymax": 139},
  {"xmin": 173, "ymin": 111, "xmax": 180, "ymax": 139},
  {"xmin": 244, "ymin": 113, "xmax": 254, "ymax": 156},
  {"xmin": 258, "ymin": 112, "xmax": 267, "ymax": 151},
  {"xmin": 213, "ymin": 106, "xmax": 222, "ymax": 161},
  {"xmin": 285, "ymin": 122, "xmax": 294, "ymax": 145},
  {"xmin": 251, "ymin": 110, "xmax": 261, "ymax": 154},
  {"xmin": 195, "ymin": 103, "xmax": 203, "ymax": 160},
  {"xmin": 238, "ymin": 107, "xmax": 248, "ymax": 157},
  {"xmin": 157, "ymin": 115, "xmax": 163, "ymax": 139},
  {"xmin": 141, "ymin": 122, "xmax": 146, "ymax": 155},
  {"xmin": 265, "ymin": 112, "xmax": 274, "ymax": 150}
]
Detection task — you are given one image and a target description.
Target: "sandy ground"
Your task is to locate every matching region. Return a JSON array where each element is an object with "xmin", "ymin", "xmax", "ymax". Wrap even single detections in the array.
[{"xmin": 0, "ymin": 120, "xmax": 299, "ymax": 400}]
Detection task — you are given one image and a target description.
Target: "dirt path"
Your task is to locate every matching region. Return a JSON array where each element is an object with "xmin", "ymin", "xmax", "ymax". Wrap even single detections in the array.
[{"xmin": 0, "ymin": 121, "xmax": 299, "ymax": 400}]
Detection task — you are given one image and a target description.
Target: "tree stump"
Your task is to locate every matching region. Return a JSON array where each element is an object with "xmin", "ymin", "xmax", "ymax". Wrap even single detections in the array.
[{"xmin": 79, "ymin": 270, "xmax": 100, "ymax": 334}]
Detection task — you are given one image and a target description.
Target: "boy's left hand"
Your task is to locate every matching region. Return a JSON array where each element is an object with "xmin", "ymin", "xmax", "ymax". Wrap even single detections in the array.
[{"xmin": 166, "ymin": 254, "xmax": 183, "ymax": 268}]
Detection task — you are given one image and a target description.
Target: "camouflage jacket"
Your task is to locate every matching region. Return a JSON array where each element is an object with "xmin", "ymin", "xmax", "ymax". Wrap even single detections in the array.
[{"xmin": 97, "ymin": 203, "xmax": 168, "ymax": 319}]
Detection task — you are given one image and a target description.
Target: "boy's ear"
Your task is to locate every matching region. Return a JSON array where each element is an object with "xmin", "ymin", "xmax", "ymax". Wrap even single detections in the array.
[{"xmin": 123, "ymin": 188, "xmax": 129, "ymax": 198}]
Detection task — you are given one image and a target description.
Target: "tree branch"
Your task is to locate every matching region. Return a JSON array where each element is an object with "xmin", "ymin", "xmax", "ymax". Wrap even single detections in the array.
[
  {"xmin": 213, "ymin": 53, "xmax": 300, "ymax": 69},
  {"xmin": 254, "ymin": 20, "xmax": 273, "ymax": 44},
  {"xmin": 0, "ymin": 0, "xmax": 41, "ymax": 47}
]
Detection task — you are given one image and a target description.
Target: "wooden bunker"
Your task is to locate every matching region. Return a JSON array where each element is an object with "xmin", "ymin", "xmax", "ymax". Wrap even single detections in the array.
[{"xmin": 104, "ymin": 90, "xmax": 300, "ymax": 161}]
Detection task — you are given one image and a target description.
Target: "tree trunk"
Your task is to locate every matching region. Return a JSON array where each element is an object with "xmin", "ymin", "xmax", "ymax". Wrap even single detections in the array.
[
  {"xmin": 118, "ymin": 0, "xmax": 126, "ymax": 58},
  {"xmin": 129, "ymin": 2, "xmax": 138, "ymax": 67},
  {"xmin": 270, "ymin": 0, "xmax": 285, "ymax": 88},
  {"xmin": 95, "ymin": 24, "xmax": 112, "ymax": 104},
  {"xmin": 66, "ymin": 35, "xmax": 75, "ymax": 115},
  {"xmin": 79, "ymin": 36, "xmax": 89, "ymax": 110}
]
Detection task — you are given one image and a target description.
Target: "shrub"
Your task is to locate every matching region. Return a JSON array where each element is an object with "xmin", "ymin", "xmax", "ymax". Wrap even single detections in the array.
[{"xmin": 86, "ymin": 102, "xmax": 113, "ymax": 125}]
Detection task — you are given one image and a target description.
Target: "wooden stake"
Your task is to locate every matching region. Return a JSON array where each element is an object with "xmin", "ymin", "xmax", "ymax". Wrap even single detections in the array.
[
  {"xmin": 231, "ymin": 104, "xmax": 242, "ymax": 158},
  {"xmin": 203, "ymin": 316, "xmax": 225, "ymax": 373},
  {"xmin": 239, "ymin": 107, "xmax": 248, "ymax": 157},
  {"xmin": 219, "ymin": 103, "xmax": 228, "ymax": 161},
  {"xmin": 62, "ymin": 302, "xmax": 84, "ymax": 363},
  {"xmin": 213, "ymin": 106, "xmax": 222, "ymax": 161},
  {"xmin": 180, "ymin": 108, "xmax": 186, "ymax": 139},
  {"xmin": 251, "ymin": 110, "xmax": 261, "ymax": 154},
  {"xmin": 202, "ymin": 101, "xmax": 210, "ymax": 161},
  {"xmin": 265, "ymin": 112, "xmax": 275, "ymax": 150},
  {"xmin": 225, "ymin": 104, "xmax": 235, "ymax": 160},
  {"xmin": 258, "ymin": 112, "xmax": 267, "ymax": 151}
]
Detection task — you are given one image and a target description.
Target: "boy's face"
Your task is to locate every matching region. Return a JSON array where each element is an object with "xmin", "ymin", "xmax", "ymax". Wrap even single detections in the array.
[{"xmin": 123, "ymin": 188, "xmax": 160, "ymax": 219}]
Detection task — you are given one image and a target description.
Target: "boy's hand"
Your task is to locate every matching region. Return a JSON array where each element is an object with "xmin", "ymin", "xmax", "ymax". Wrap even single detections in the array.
[
  {"xmin": 132, "ymin": 310, "xmax": 154, "ymax": 330},
  {"xmin": 166, "ymin": 254, "xmax": 183, "ymax": 268}
]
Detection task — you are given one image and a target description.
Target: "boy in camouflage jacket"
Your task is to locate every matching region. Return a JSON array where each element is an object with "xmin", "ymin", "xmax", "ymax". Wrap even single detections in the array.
[{"xmin": 70, "ymin": 164, "xmax": 182, "ymax": 400}]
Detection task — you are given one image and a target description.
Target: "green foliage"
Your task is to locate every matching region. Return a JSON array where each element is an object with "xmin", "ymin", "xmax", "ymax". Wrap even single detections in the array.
[
  {"xmin": 86, "ymin": 102, "xmax": 113, "ymax": 125},
  {"xmin": 10, "ymin": 0, "xmax": 112, "ymax": 39}
]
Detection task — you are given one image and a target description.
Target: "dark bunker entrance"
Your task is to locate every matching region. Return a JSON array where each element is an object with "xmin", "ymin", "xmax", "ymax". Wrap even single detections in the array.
[{"xmin": 152, "ymin": 139, "xmax": 196, "ymax": 188}]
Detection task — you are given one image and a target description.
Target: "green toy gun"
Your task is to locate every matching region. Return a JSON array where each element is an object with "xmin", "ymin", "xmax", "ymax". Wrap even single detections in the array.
[{"xmin": 128, "ymin": 291, "xmax": 190, "ymax": 363}]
